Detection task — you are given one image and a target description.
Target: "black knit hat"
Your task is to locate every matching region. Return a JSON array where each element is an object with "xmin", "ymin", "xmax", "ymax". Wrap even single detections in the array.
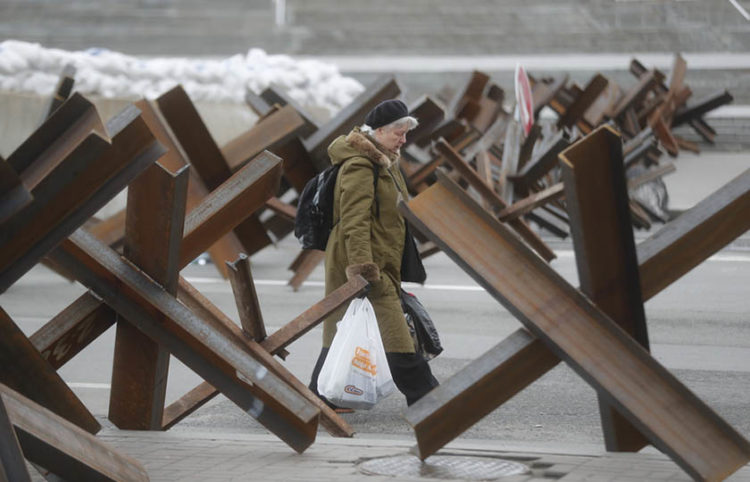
[{"xmin": 364, "ymin": 99, "xmax": 409, "ymax": 129}]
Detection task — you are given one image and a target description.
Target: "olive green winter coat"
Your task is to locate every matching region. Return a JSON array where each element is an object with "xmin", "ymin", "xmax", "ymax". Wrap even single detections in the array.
[{"xmin": 322, "ymin": 127, "xmax": 415, "ymax": 353}]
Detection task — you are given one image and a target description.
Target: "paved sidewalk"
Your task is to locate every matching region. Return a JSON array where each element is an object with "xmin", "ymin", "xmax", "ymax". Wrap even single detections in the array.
[{"xmin": 36, "ymin": 426, "xmax": 750, "ymax": 482}]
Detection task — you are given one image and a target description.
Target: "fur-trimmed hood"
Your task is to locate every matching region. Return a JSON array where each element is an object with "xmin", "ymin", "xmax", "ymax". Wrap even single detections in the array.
[{"xmin": 327, "ymin": 127, "xmax": 399, "ymax": 168}]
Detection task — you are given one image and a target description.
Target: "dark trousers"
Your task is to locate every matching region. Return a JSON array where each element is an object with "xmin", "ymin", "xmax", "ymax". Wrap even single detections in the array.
[{"xmin": 309, "ymin": 347, "xmax": 439, "ymax": 407}]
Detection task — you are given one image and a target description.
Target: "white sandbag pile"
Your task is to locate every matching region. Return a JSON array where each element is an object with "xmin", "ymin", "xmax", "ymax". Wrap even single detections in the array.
[{"xmin": 0, "ymin": 40, "xmax": 364, "ymax": 116}]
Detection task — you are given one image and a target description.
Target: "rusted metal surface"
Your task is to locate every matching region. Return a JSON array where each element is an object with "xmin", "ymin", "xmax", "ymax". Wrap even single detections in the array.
[
  {"xmin": 157, "ymin": 85, "xmax": 273, "ymax": 257},
  {"xmin": 156, "ymin": 85, "xmax": 228, "ymax": 189},
  {"xmin": 0, "ymin": 395, "xmax": 32, "ymax": 482},
  {"xmin": 404, "ymin": 328, "xmax": 558, "ymax": 460},
  {"xmin": 161, "ymin": 381, "xmax": 219, "ymax": 431},
  {"xmin": 400, "ymin": 176, "xmax": 750, "ymax": 480},
  {"xmin": 179, "ymin": 151, "xmax": 282, "ymax": 267},
  {"xmin": 42, "ymin": 63, "xmax": 76, "ymax": 120},
  {"xmin": 227, "ymin": 254, "xmax": 267, "ymax": 341},
  {"xmin": 222, "ymin": 104, "xmax": 305, "ymax": 172},
  {"xmin": 0, "ymin": 104, "xmax": 166, "ymax": 293},
  {"xmin": 1, "ymin": 383, "xmax": 149, "ymax": 482},
  {"xmin": 30, "ymin": 292, "xmax": 114, "ymax": 370},
  {"xmin": 557, "ymin": 74, "xmax": 608, "ymax": 130},
  {"xmin": 627, "ymin": 163, "xmax": 677, "ymax": 190},
  {"xmin": 245, "ymin": 88, "xmax": 273, "ymax": 117},
  {"xmin": 176, "ymin": 276, "xmax": 356, "ymax": 438},
  {"xmin": 638, "ymin": 168, "xmax": 750, "ymax": 301},
  {"xmin": 672, "ymin": 90, "xmax": 734, "ymax": 127},
  {"xmin": 8, "ymin": 93, "xmax": 106, "ymax": 189},
  {"xmin": 560, "ymin": 125, "xmax": 650, "ymax": 452},
  {"xmin": 135, "ymin": 97, "xmax": 245, "ymax": 277},
  {"xmin": 0, "ymin": 158, "xmax": 32, "ymax": 225},
  {"xmin": 0, "ymin": 307, "xmax": 100, "ymax": 434},
  {"xmin": 403, "ymin": 164, "xmax": 749, "ymax": 461},
  {"xmin": 434, "ymin": 140, "xmax": 555, "ymax": 262},
  {"xmin": 276, "ymin": 137, "xmax": 318, "ymax": 193},
  {"xmin": 288, "ymin": 250, "xmax": 325, "ymax": 292},
  {"xmin": 531, "ymin": 74, "xmax": 568, "ymax": 117},
  {"xmin": 49, "ymin": 230, "xmax": 319, "ymax": 453},
  {"xmin": 261, "ymin": 275, "xmax": 369, "ymax": 356},
  {"xmin": 446, "ymin": 70, "xmax": 490, "ymax": 120},
  {"xmin": 303, "ymin": 75, "xmax": 400, "ymax": 171},
  {"xmin": 404, "ymin": 96, "xmax": 444, "ymax": 147},
  {"xmin": 511, "ymin": 130, "xmax": 569, "ymax": 193},
  {"xmin": 86, "ymin": 209, "xmax": 126, "ymax": 248},
  {"xmin": 611, "ymin": 70, "xmax": 659, "ymax": 120},
  {"xmin": 497, "ymin": 183, "xmax": 564, "ymax": 222},
  {"xmin": 109, "ymin": 162, "xmax": 189, "ymax": 430},
  {"xmin": 259, "ymin": 86, "xmax": 320, "ymax": 138},
  {"xmin": 265, "ymin": 197, "xmax": 297, "ymax": 222}
]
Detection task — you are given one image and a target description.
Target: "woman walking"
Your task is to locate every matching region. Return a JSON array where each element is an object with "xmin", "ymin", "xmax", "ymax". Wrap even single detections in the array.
[{"xmin": 309, "ymin": 99, "xmax": 439, "ymax": 409}]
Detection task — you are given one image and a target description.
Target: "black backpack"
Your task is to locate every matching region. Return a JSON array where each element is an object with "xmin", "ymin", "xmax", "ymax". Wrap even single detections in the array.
[{"xmin": 294, "ymin": 160, "xmax": 379, "ymax": 251}]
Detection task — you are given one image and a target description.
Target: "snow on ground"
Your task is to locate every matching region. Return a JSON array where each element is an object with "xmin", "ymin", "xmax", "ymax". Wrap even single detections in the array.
[{"xmin": 0, "ymin": 40, "xmax": 364, "ymax": 117}]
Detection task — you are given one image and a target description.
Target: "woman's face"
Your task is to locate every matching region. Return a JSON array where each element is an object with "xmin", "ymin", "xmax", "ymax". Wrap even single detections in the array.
[{"xmin": 375, "ymin": 125, "xmax": 409, "ymax": 154}]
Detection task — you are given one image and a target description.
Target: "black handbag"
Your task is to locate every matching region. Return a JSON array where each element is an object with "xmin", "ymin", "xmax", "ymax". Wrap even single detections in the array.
[
  {"xmin": 400, "ymin": 289, "xmax": 443, "ymax": 360},
  {"xmin": 400, "ymin": 222, "xmax": 426, "ymax": 284}
]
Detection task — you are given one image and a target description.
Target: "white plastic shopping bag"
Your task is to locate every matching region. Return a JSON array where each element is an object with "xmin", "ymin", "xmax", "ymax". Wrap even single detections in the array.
[{"xmin": 317, "ymin": 297, "xmax": 395, "ymax": 409}]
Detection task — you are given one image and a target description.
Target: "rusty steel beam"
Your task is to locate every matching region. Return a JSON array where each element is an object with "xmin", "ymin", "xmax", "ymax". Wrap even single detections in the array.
[
  {"xmin": 135, "ymin": 98, "xmax": 245, "ymax": 277},
  {"xmin": 511, "ymin": 130, "xmax": 569, "ymax": 194},
  {"xmin": 0, "ymin": 104, "xmax": 166, "ymax": 293},
  {"xmin": 0, "ymin": 394, "xmax": 32, "ymax": 482},
  {"xmin": 227, "ymin": 254, "xmax": 267, "ymax": 341},
  {"xmin": 434, "ymin": 139, "xmax": 555, "ymax": 262},
  {"xmin": 259, "ymin": 85, "xmax": 321, "ymax": 138},
  {"xmin": 288, "ymin": 250, "xmax": 326, "ymax": 292},
  {"xmin": 109, "ymin": 162, "xmax": 189, "ymax": 430},
  {"xmin": 157, "ymin": 85, "xmax": 273, "ymax": 256},
  {"xmin": 174, "ymin": 276, "xmax": 360, "ymax": 437},
  {"xmin": 49, "ymin": 230, "xmax": 319, "ymax": 453},
  {"xmin": 400, "ymin": 176, "xmax": 750, "ymax": 480},
  {"xmin": 0, "ymin": 158, "xmax": 32, "ymax": 225},
  {"xmin": 531, "ymin": 74, "xmax": 568, "ymax": 118},
  {"xmin": 612, "ymin": 70, "xmax": 659, "ymax": 120},
  {"xmin": 179, "ymin": 151, "xmax": 282, "ymax": 267},
  {"xmin": 304, "ymin": 75, "xmax": 400, "ymax": 171},
  {"xmin": 0, "ymin": 307, "xmax": 100, "ymax": 434},
  {"xmin": 41, "ymin": 64, "xmax": 76, "ymax": 120},
  {"xmin": 222, "ymin": 104, "xmax": 306, "ymax": 172},
  {"xmin": 446, "ymin": 70, "xmax": 490, "ymax": 119},
  {"xmin": 638, "ymin": 168, "xmax": 750, "ymax": 301},
  {"xmin": 86, "ymin": 209, "xmax": 126, "ymax": 248},
  {"xmin": 161, "ymin": 381, "xmax": 219, "ymax": 431},
  {"xmin": 407, "ymin": 166, "xmax": 750, "ymax": 461},
  {"xmin": 496, "ymin": 183, "xmax": 564, "ymax": 222},
  {"xmin": 1, "ymin": 383, "xmax": 148, "ymax": 482},
  {"xmin": 560, "ymin": 125, "xmax": 650, "ymax": 452},
  {"xmin": 276, "ymin": 137, "xmax": 318, "ymax": 193},
  {"xmin": 261, "ymin": 275, "xmax": 369, "ymax": 356},
  {"xmin": 557, "ymin": 74, "xmax": 608, "ymax": 130},
  {"xmin": 156, "ymin": 85, "xmax": 228, "ymax": 190},
  {"xmin": 30, "ymin": 292, "xmax": 114, "ymax": 370},
  {"xmin": 672, "ymin": 90, "xmax": 734, "ymax": 127},
  {"xmin": 245, "ymin": 88, "xmax": 273, "ymax": 117},
  {"xmin": 7, "ymin": 93, "xmax": 106, "ymax": 189},
  {"xmin": 404, "ymin": 96, "xmax": 444, "ymax": 147}
]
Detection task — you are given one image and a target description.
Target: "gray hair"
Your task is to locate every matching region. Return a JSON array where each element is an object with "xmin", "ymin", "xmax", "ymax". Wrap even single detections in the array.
[{"xmin": 362, "ymin": 115, "xmax": 419, "ymax": 135}]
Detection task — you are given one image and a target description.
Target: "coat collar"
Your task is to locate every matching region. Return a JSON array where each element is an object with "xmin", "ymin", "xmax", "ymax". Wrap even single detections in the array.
[{"xmin": 345, "ymin": 128, "xmax": 400, "ymax": 168}]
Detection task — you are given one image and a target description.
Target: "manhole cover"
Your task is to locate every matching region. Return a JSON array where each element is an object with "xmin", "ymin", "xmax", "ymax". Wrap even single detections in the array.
[{"xmin": 359, "ymin": 454, "xmax": 530, "ymax": 480}]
